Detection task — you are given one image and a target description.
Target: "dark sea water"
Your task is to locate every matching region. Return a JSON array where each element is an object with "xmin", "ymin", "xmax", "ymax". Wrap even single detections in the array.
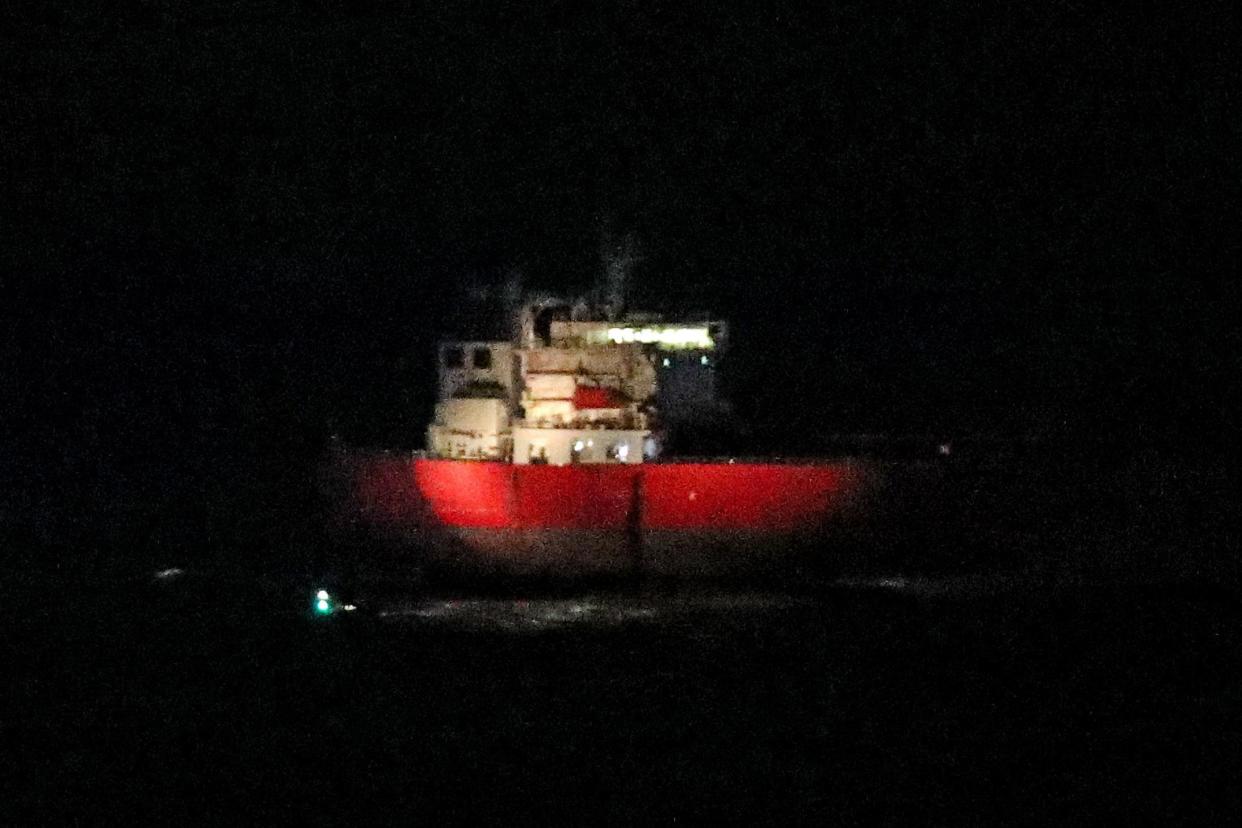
[{"xmin": 6, "ymin": 557, "xmax": 1242, "ymax": 824}]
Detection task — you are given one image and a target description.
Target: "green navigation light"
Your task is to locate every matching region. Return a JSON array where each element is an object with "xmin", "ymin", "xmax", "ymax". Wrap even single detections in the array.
[{"xmin": 314, "ymin": 589, "xmax": 333, "ymax": 615}]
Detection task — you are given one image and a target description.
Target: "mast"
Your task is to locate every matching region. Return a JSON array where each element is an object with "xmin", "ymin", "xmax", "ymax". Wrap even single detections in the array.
[{"xmin": 598, "ymin": 227, "xmax": 641, "ymax": 321}]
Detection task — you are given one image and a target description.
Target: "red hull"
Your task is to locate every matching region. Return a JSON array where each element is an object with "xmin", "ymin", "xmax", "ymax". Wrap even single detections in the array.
[{"xmin": 333, "ymin": 454, "xmax": 882, "ymax": 577}]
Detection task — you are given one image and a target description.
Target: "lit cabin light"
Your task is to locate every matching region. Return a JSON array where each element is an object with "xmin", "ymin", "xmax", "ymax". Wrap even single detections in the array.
[
  {"xmin": 606, "ymin": 326, "xmax": 714, "ymax": 350},
  {"xmin": 662, "ymin": 357, "xmax": 671, "ymax": 367},
  {"xmin": 700, "ymin": 355, "xmax": 709, "ymax": 365},
  {"xmin": 572, "ymin": 440, "xmax": 585, "ymax": 452}
]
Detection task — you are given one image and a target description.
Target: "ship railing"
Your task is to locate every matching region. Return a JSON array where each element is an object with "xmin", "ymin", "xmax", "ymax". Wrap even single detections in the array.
[
  {"xmin": 652, "ymin": 455, "xmax": 876, "ymax": 466},
  {"xmin": 516, "ymin": 415, "xmax": 648, "ymax": 431}
]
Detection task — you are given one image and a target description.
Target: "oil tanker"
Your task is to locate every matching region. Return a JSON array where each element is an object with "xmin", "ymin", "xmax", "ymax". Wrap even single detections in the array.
[{"xmin": 328, "ymin": 286, "xmax": 947, "ymax": 580}]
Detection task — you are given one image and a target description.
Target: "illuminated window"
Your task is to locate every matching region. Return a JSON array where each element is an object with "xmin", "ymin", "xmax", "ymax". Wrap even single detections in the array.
[
  {"xmin": 444, "ymin": 346, "xmax": 464, "ymax": 368},
  {"xmin": 472, "ymin": 347, "xmax": 492, "ymax": 369},
  {"xmin": 606, "ymin": 326, "xmax": 714, "ymax": 350}
]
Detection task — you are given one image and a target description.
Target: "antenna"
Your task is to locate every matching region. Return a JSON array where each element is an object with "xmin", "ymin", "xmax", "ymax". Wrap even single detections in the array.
[{"xmin": 599, "ymin": 226, "xmax": 641, "ymax": 321}]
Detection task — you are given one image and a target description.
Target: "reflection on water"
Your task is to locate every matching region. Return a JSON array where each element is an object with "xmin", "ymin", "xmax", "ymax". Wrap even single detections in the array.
[
  {"xmin": 829, "ymin": 572, "xmax": 1025, "ymax": 597},
  {"xmin": 360, "ymin": 572, "xmax": 1050, "ymax": 632},
  {"xmin": 376, "ymin": 592, "xmax": 814, "ymax": 632},
  {"xmin": 139, "ymin": 564, "xmax": 1171, "ymax": 635}
]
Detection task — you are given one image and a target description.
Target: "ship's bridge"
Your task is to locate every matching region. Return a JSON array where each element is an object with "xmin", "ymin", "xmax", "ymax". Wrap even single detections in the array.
[{"xmin": 425, "ymin": 303, "xmax": 728, "ymax": 465}]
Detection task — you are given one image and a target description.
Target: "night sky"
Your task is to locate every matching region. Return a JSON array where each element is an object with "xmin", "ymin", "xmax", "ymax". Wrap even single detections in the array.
[{"xmin": 5, "ymin": 1, "xmax": 1237, "ymax": 557}]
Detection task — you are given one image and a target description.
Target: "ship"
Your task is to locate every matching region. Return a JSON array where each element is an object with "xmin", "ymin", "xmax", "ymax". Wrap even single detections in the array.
[{"xmin": 327, "ymin": 266, "xmax": 950, "ymax": 582}]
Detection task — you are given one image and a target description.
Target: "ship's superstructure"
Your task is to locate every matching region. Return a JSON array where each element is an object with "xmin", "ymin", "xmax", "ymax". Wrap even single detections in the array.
[{"xmin": 427, "ymin": 296, "xmax": 727, "ymax": 466}]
